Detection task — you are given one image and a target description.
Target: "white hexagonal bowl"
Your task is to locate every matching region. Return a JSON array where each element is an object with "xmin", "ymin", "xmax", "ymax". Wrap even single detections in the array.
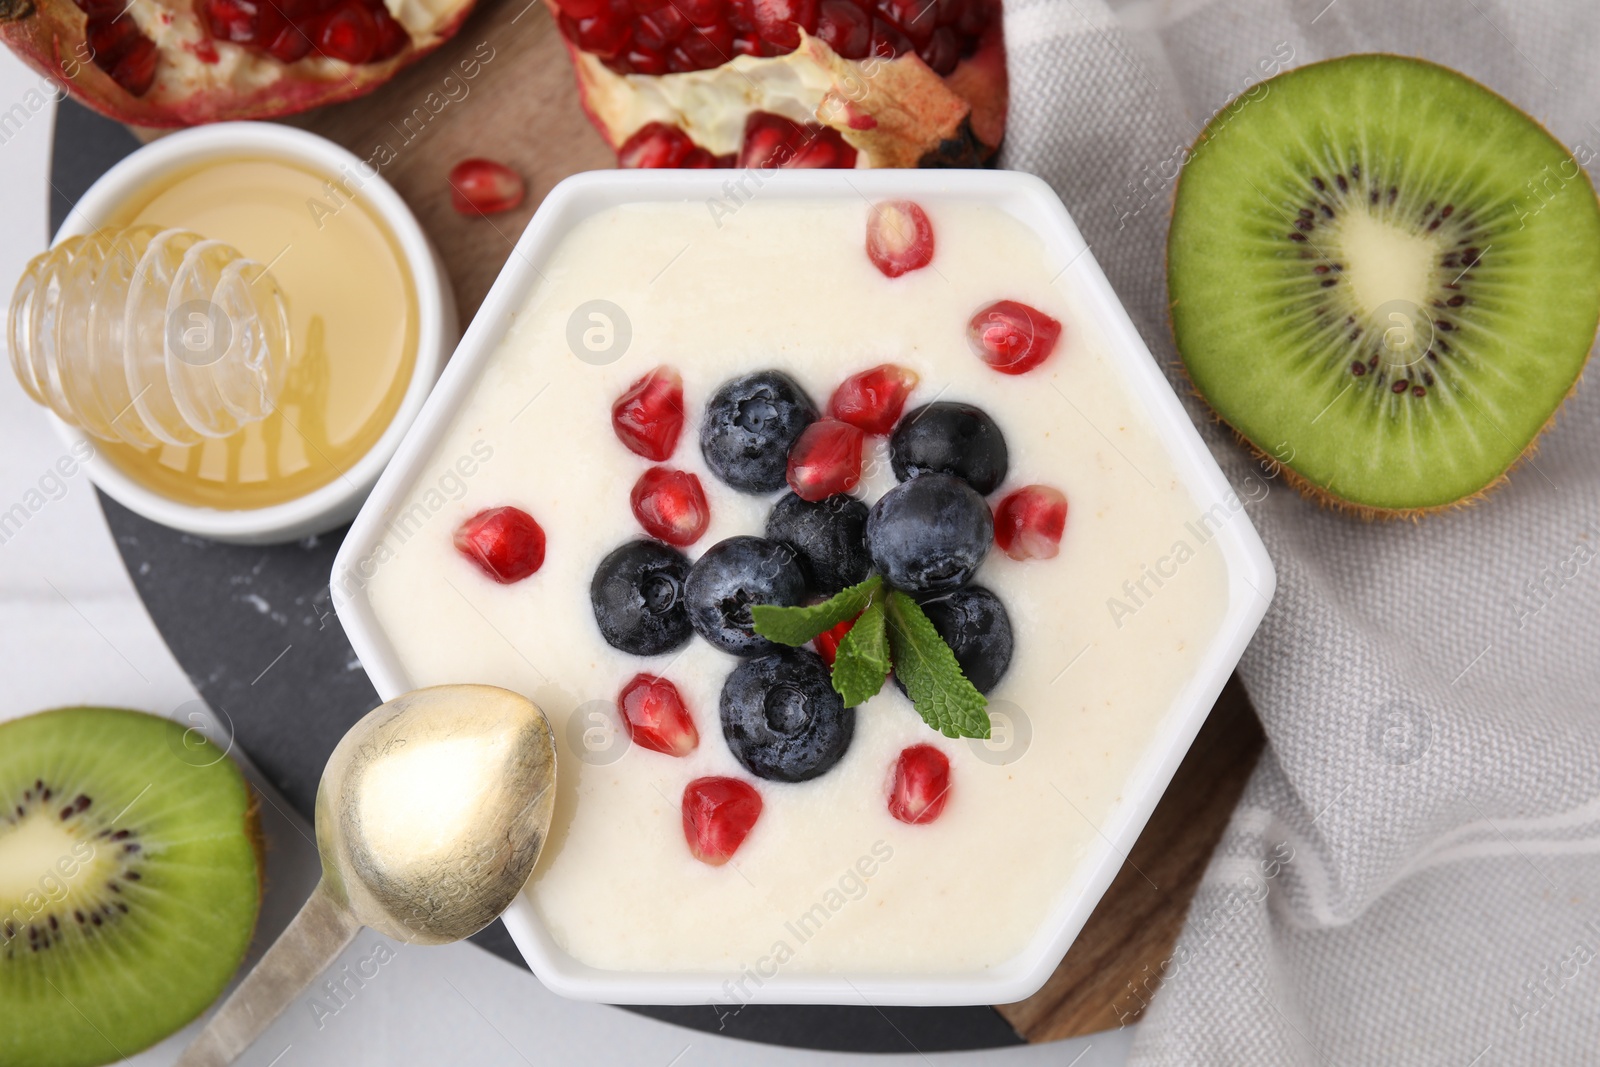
[{"xmin": 331, "ymin": 169, "xmax": 1275, "ymax": 1006}]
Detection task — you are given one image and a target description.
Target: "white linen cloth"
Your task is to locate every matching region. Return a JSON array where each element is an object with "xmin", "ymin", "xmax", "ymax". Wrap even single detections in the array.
[{"xmin": 1001, "ymin": 1, "xmax": 1600, "ymax": 1062}]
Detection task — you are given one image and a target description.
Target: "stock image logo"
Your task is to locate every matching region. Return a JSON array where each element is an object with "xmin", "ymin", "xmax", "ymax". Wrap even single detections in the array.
[
  {"xmin": 1365, "ymin": 697, "xmax": 1433, "ymax": 765},
  {"xmin": 567, "ymin": 300, "xmax": 631, "ymax": 365},
  {"xmin": 166, "ymin": 698, "xmax": 236, "ymax": 768},
  {"xmin": 564, "ymin": 697, "xmax": 631, "ymax": 766},
  {"xmin": 967, "ymin": 699, "xmax": 1031, "ymax": 766},
  {"xmin": 166, "ymin": 299, "xmax": 234, "ymax": 367}
]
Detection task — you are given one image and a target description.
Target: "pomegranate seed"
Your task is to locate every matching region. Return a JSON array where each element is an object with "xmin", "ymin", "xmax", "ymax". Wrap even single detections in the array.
[
  {"xmin": 866, "ymin": 200, "xmax": 935, "ymax": 279},
  {"xmin": 814, "ymin": 614, "xmax": 856, "ymax": 666},
  {"xmin": 738, "ymin": 112, "xmax": 857, "ymax": 169},
  {"xmin": 611, "ymin": 366, "xmax": 684, "ymax": 460},
  {"xmin": 677, "ymin": 21, "xmax": 734, "ymax": 66},
  {"xmin": 828, "ymin": 363, "xmax": 919, "ymax": 434},
  {"xmin": 680, "ymin": 146, "xmax": 720, "ymax": 167},
  {"xmin": 682, "ymin": 777, "xmax": 762, "ymax": 865},
  {"xmin": 555, "ymin": 0, "xmax": 607, "ymax": 16},
  {"xmin": 448, "ymin": 158, "xmax": 526, "ymax": 216},
  {"xmin": 316, "ymin": 1, "xmax": 378, "ymax": 62},
  {"xmin": 917, "ymin": 25, "xmax": 957, "ymax": 73},
  {"xmin": 994, "ymin": 485, "xmax": 1067, "ymax": 561},
  {"xmin": 265, "ymin": 22, "xmax": 314, "ymax": 62},
  {"xmin": 868, "ymin": 15, "xmax": 911, "ymax": 57},
  {"xmin": 877, "ymin": 0, "xmax": 935, "ymax": 45},
  {"xmin": 751, "ymin": 0, "xmax": 817, "ymax": 48},
  {"xmin": 109, "ymin": 34, "xmax": 159, "ymax": 96},
  {"xmin": 201, "ymin": 0, "xmax": 267, "ymax": 43},
  {"xmin": 786, "ymin": 418, "xmax": 865, "ymax": 501},
  {"xmin": 563, "ymin": 0, "xmax": 633, "ymax": 58},
  {"xmin": 888, "ymin": 744, "xmax": 951, "ymax": 824},
  {"xmin": 677, "ymin": 0, "xmax": 723, "ymax": 23},
  {"xmin": 634, "ymin": 4, "xmax": 688, "ymax": 47},
  {"xmin": 618, "ymin": 122, "xmax": 698, "ymax": 168},
  {"xmin": 369, "ymin": 7, "xmax": 409, "ymax": 60},
  {"xmin": 630, "ymin": 468, "xmax": 711, "ymax": 546},
  {"xmin": 816, "ymin": 0, "xmax": 870, "ymax": 56},
  {"xmin": 453, "ymin": 507, "xmax": 546, "ymax": 584},
  {"xmin": 967, "ymin": 300, "xmax": 1063, "ymax": 375},
  {"xmin": 618, "ymin": 674, "xmax": 699, "ymax": 756}
]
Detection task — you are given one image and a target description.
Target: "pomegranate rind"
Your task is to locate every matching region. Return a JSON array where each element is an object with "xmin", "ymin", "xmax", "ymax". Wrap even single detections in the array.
[
  {"xmin": 556, "ymin": 11, "xmax": 1006, "ymax": 168},
  {"xmin": 0, "ymin": 0, "xmax": 476, "ymax": 127}
]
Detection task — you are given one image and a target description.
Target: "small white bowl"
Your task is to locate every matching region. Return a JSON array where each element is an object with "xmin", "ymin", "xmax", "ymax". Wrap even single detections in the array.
[
  {"xmin": 331, "ymin": 170, "xmax": 1276, "ymax": 1007},
  {"xmin": 51, "ymin": 122, "xmax": 456, "ymax": 545}
]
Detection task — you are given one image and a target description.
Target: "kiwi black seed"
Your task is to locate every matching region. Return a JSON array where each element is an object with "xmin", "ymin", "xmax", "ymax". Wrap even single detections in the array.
[
  {"xmin": 0, "ymin": 707, "xmax": 262, "ymax": 1067},
  {"xmin": 1168, "ymin": 54, "xmax": 1600, "ymax": 515}
]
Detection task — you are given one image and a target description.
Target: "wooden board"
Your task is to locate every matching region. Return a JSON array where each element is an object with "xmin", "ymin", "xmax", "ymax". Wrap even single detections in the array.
[{"xmin": 267, "ymin": 2, "xmax": 1264, "ymax": 1039}]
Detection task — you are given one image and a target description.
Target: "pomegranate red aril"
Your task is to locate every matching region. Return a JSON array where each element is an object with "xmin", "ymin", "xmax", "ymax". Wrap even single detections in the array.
[
  {"xmin": 968, "ymin": 300, "xmax": 1063, "ymax": 375},
  {"xmin": 634, "ymin": 5, "xmax": 688, "ymax": 49},
  {"xmin": 682, "ymin": 777, "xmax": 763, "ymax": 865},
  {"xmin": 611, "ymin": 366, "xmax": 685, "ymax": 460},
  {"xmin": 316, "ymin": 1, "xmax": 378, "ymax": 63},
  {"xmin": 453, "ymin": 506, "xmax": 547, "ymax": 584},
  {"xmin": 787, "ymin": 418, "xmax": 866, "ymax": 501},
  {"xmin": 108, "ymin": 33, "xmax": 159, "ymax": 96},
  {"xmin": 866, "ymin": 200, "xmax": 935, "ymax": 279},
  {"xmin": 265, "ymin": 22, "xmax": 314, "ymax": 62},
  {"xmin": 555, "ymin": 0, "xmax": 608, "ymax": 16},
  {"xmin": 829, "ymin": 363, "xmax": 919, "ymax": 434},
  {"xmin": 888, "ymin": 744, "xmax": 951, "ymax": 824},
  {"xmin": 630, "ymin": 468, "xmax": 711, "ymax": 546},
  {"xmin": 876, "ymin": 0, "xmax": 934, "ymax": 46},
  {"xmin": 738, "ymin": 112, "xmax": 858, "ymax": 169},
  {"xmin": 370, "ymin": 7, "xmax": 410, "ymax": 60},
  {"xmin": 618, "ymin": 673, "xmax": 699, "ymax": 756},
  {"xmin": 868, "ymin": 15, "xmax": 911, "ymax": 58},
  {"xmin": 448, "ymin": 158, "xmax": 526, "ymax": 216},
  {"xmin": 917, "ymin": 25, "xmax": 958, "ymax": 74},
  {"xmin": 751, "ymin": 0, "xmax": 817, "ymax": 48},
  {"xmin": 564, "ymin": 0, "xmax": 632, "ymax": 58},
  {"xmin": 994, "ymin": 484, "xmax": 1067, "ymax": 561},
  {"xmin": 618, "ymin": 122, "xmax": 697, "ymax": 168},
  {"xmin": 814, "ymin": 615, "xmax": 856, "ymax": 666},
  {"xmin": 677, "ymin": 22, "xmax": 733, "ymax": 67},
  {"xmin": 817, "ymin": 0, "xmax": 870, "ymax": 58},
  {"xmin": 201, "ymin": 0, "xmax": 266, "ymax": 44}
]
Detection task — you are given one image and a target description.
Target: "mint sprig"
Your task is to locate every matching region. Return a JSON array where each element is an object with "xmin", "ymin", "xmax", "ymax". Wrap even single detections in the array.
[
  {"xmin": 885, "ymin": 591, "xmax": 990, "ymax": 739},
  {"xmin": 830, "ymin": 592, "xmax": 889, "ymax": 707},
  {"xmin": 750, "ymin": 575, "xmax": 990, "ymax": 739},
  {"xmin": 751, "ymin": 575, "xmax": 881, "ymax": 646}
]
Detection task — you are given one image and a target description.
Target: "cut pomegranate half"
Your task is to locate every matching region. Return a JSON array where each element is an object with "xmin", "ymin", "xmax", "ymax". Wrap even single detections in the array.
[
  {"xmin": 887, "ymin": 744, "xmax": 951, "ymax": 824},
  {"xmin": 618, "ymin": 673, "xmax": 699, "ymax": 756},
  {"xmin": 967, "ymin": 300, "xmax": 1063, "ymax": 375},
  {"xmin": 453, "ymin": 507, "xmax": 547, "ymax": 584},
  {"xmin": 682, "ymin": 777, "xmax": 763, "ymax": 865},
  {"xmin": 866, "ymin": 201, "xmax": 935, "ymax": 278},
  {"xmin": 548, "ymin": 0, "xmax": 1007, "ymax": 170},
  {"xmin": 611, "ymin": 366, "xmax": 685, "ymax": 461},
  {"xmin": 630, "ymin": 468, "xmax": 711, "ymax": 546},
  {"xmin": 994, "ymin": 485, "xmax": 1068, "ymax": 561},
  {"xmin": 0, "ymin": 0, "xmax": 474, "ymax": 126}
]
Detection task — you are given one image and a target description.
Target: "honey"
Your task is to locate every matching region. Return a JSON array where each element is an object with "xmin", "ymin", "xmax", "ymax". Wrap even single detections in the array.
[{"xmin": 99, "ymin": 157, "xmax": 418, "ymax": 510}]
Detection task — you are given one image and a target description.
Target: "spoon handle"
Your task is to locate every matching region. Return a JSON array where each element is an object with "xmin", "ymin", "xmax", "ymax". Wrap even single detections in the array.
[{"xmin": 175, "ymin": 878, "xmax": 362, "ymax": 1067}]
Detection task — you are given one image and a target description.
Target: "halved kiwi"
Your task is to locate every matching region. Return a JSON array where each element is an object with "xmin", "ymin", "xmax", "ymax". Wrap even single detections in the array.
[
  {"xmin": 1168, "ymin": 54, "xmax": 1600, "ymax": 516},
  {"xmin": 0, "ymin": 707, "xmax": 261, "ymax": 1067}
]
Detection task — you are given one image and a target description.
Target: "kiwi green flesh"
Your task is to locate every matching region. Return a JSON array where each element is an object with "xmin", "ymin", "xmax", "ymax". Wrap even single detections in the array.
[
  {"xmin": 0, "ymin": 707, "xmax": 260, "ymax": 1067},
  {"xmin": 1169, "ymin": 54, "xmax": 1600, "ymax": 513}
]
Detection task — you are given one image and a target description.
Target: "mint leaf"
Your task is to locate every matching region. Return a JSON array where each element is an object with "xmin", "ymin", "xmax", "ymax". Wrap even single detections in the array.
[
  {"xmin": 831, "ymin": 595, "xmax": 890, "ymax": 707},
  {"xmin": 751, "ymin": 575, "xmax": 881, "ymax": 646},
  {"xmin": 885, "ymin": 590, "xmax": 990, "ymax": 739}
]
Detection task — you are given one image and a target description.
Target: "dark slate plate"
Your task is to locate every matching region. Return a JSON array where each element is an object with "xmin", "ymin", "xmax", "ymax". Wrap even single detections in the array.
[{"xmin": 50, "ymin": 98, "xmax": 1023, "ymax": 1055}]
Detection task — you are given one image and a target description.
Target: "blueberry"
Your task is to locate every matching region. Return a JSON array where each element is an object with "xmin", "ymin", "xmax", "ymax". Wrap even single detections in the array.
[
  {"xmin": 890, "ymin": 401, "xmax": 1008, "ymax": 494},
  {"xmin": 904, "ymin": 586, "xmax": 1013, "ymax": 694},
  {"xmin": 865, "ymin": 473, "xmax": 993, "ymax": 593},
  {"xmin": 700, "ymin": 371, "xmax": 818, "ymax": 493},
  {"xmin": 591, "ymin": 540, "xmax": 693, "ymax": 656},
  {"xmin": 721, "ymin": 649, "xmax": 855, "ymax": 782},
  {"xmin": 763, "ymin": 493, "xmax": 871, "ymax": 595},
  {"xmin": 685, "ymin": 536, "xmax": 807, "ymax": 655}
]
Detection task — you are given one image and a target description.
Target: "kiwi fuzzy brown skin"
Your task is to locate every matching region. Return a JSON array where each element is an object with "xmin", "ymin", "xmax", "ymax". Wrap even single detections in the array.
[
  {"xmin": 1166, "ymin": 53, "xmax": 1600, "ymax": 519},
  {"xmin": 0, "ymin": 706, "xmax": 264, "ymax": 1067}
]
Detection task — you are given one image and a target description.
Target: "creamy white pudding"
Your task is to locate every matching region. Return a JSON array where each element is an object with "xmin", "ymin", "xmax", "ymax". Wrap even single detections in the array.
[{"xmin": 359, "ymin": 196, "xmax": 1231, "ymax": 977}]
